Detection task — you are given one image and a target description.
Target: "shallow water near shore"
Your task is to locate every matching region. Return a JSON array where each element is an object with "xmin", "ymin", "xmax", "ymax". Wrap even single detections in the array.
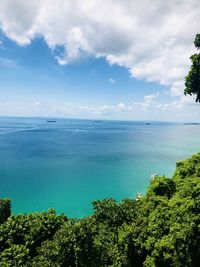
[{"xmin": 0, "ymin": 117, "xmax": 199, "ymax": 217}]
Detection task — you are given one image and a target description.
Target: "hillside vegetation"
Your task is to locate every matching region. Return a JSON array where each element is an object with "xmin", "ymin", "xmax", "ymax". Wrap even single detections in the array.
[{"xmin": 0, "ymin": 153, "xmax": 200, "ymax": 266}]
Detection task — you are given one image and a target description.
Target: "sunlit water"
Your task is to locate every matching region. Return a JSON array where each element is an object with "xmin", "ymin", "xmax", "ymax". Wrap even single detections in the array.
[{"xmin": 0, "ymin": 117, "xmax": 199, "ymax": 217}]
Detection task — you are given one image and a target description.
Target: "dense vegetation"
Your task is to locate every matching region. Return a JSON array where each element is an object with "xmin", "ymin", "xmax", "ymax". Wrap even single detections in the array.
[
  {"xmin": 0, "ymin": 153, "xmax": 200, "ymax": 266},
  {"xmin": 184, "ymin": 34, "xmax": 200, "ymax": 102}
]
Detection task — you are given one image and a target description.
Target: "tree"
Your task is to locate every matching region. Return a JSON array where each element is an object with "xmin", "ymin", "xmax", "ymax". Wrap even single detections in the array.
[
  {"xmin": 194, "ymin": 34, "xmax": 200, "ymax": 49},
  {"xmin": 0, "ymin": 198, "xmax": 11, "ymax": 224},
  {"xmin": 184, "ymin": 34, "xmax": 200, "ymax": 102},
  {"xmin": 0, "ymin": 245, "xmax": 30, "ymax": 267}
]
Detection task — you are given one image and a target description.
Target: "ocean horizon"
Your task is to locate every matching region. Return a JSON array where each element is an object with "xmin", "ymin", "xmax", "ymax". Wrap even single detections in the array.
[{"xmin": 0, "ymin": 117, "xmax": 200, "ymax": 218}]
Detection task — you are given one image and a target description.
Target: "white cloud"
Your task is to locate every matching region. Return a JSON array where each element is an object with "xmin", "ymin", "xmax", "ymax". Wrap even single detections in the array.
[
  {"xmin": 0, "ymin": 0, "xmax": 199, "ymax": 95},
  {"xmin": 144, "ymin": 92, "xmax": 160, "ymax": 103},
  {"xmin": 0, "ymin": 98, "xmax": 200, "ymax": 121},
  {"xmin": 34, "ymin": 101, "xmax": 40, "ymax": 107},
  {"xmin": 109, "ymin": 78, "xmax": 116, "ymax": 84},
  {"xmin": 51, "ymin": 98, "xmax": 200, "ymax": 121},
  {"xmin": 118, "ymin": 102, "xmax": 125, "ymax": 109}
]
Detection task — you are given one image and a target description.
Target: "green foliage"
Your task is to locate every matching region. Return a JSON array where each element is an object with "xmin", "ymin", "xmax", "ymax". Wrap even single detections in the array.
[
  {"xmin": 93, "ymin": 198, "xmax": 121, "ymax": 227},
  {"xmin": 0, "ymin": 209, "xmax": 66, "ymax": 255},
  {"xmin": 174, "ymin": 153, "xmax": 200, "ymax": 179},
  {"xmin": 194, "ymin": 34, "xmax": 200, "ymax": 49},
  {"xmin": 147, "ymin": 176, "xmax": 176, "ymax": 198},
  {"xmin": 0, "ymin": 245, "xmax": 30, "ymax": 267},
  {"xmin": 184, "ymin": 34, "xmax": 200, "ymax": 102},
  {"xmin": 0, "ymin": 198, "xmax": 11, "ymax": 224},
  {"xmin": 0, "ymin": 153, "xmax": 199, "ymax": 266}
]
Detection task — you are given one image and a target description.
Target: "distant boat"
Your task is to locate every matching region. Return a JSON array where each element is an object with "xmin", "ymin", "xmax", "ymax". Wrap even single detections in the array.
[
  {"xmin": 184, "ymin": 122, "xmax": 200, "ymax": 125},
  {"xmin": 145, "ymin": 122, "xmax": 151, "ymax": 125},
  {"xmin": 46, "ymin": 120, "xmax": 56, "ymax": 123},
  {"xmin": 94, "ymin": 120, "xmax": 102, "ymax": 123}
]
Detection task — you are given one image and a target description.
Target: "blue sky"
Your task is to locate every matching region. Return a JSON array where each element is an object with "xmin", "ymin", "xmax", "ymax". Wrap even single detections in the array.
[{"xmin": 0, "ymin": 0, "xmax": 200, "ymax": 121}]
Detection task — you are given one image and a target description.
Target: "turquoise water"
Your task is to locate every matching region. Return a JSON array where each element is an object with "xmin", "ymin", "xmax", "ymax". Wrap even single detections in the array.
[{"xmin": 0, "ymin": 117, "xmax": 200, "ymax": 217}]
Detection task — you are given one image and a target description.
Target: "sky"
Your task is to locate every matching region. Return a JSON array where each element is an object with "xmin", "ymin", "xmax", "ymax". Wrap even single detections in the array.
[{"xmin": 0, "ymin": 0, "xmax": 200, "ymax": 121}]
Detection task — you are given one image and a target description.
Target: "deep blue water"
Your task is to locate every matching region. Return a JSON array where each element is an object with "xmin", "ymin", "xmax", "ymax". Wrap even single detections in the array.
[{"xmin": 0, "ymin": 117, "xmax": 199, "ymax": 217}]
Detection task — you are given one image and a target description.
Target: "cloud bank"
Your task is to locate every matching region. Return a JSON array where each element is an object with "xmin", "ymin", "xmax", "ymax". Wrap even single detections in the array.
[
  {"xmin": 1, "ymin": 93, "xmax": 198, "ymax": 121},
  {"xmin": 0, "ymin": 0, "xmax": 199, "ymax": 96}
]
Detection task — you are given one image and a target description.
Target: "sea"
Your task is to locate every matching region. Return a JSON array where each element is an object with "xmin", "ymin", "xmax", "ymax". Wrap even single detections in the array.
[{"xmin": 0, "ymin": 117, "xmax": 199, "ymax": 218}]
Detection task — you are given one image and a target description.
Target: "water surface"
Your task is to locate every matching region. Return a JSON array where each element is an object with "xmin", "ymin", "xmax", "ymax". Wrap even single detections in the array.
[{"xmin": 0, "ymin": 117, "xmax": 199, "ymax": 217}]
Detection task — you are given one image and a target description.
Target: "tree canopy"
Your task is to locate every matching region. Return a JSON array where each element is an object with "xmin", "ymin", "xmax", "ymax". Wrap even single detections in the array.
[{"xmin": 184, "ymin": 34, "xmax": 200, "ymax": 102}]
